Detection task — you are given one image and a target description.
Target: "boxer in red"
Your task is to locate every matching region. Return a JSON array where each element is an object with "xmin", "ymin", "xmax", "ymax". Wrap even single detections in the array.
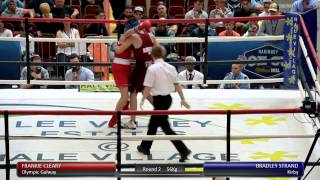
[{"xmin": 113, "ymin": 20, "xmax": 158, "ymax": 129}]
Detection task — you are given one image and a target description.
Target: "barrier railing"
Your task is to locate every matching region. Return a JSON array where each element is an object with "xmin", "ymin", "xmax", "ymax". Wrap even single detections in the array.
[{"xmin": 2, "ymin": 107, "xmax": 320, "ymax": 180}]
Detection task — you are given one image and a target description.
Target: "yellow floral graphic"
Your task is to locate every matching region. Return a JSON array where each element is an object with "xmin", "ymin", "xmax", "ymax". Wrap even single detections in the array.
[
  {"xmin": 250, "ymin": 151, "xmax": 298, "ymax": 161},
  {"xmin": 245, "ymin": 116, "xmax": 286, "ymax": 126},
  {"xmin": 233, "ymin": 138, "xmax": 270, "ymax": 144},
  {"xmin": 209, "ymin": 103, "xmax": 248, "ymax": 110}
]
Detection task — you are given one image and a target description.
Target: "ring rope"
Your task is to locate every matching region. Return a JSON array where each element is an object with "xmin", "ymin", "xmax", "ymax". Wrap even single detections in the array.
[
  {"xmin": 0, "ymin": 36, "xmax": 284, "ymax": 43},
  {"xmin": 0, "ymin": 134, "xmax": 315, "ymax": 141},
  {"xmin": 0, "ymin": 78, "xmax": 284, "ymax": 85}
]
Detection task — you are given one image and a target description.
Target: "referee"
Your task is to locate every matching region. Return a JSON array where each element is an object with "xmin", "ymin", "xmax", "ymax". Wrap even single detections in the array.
[{"xmin": 138, "ymin": 46, "xmax": 191, "ymax": 162}]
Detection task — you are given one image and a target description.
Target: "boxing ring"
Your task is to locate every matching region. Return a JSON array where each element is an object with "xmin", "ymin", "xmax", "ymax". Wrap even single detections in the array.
[{"xmin": 1, "ymin": 9, "xmax": 320, "ymax": 180}]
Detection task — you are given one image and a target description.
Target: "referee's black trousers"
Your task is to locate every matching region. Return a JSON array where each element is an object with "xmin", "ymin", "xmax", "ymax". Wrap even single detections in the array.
[{"xmin": 140, "ymin": 95, "xmax": 189, "ymax": 154}]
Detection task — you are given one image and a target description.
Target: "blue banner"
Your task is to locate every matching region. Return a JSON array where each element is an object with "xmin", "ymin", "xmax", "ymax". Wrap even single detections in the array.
[
  {"xmin": 207, "ymin": 40, "xmax": 284, "ymax": 81},
  {"xmin": 0, "ymin": 41, "xmax": 21, "ymax": 81},
  {"xmin": 204, "ymin": 162, "xmax": 304, "ymax": 177},
  {"xmin": 283, "ymin": 13, "xmax": 300, "ymax": 88}
]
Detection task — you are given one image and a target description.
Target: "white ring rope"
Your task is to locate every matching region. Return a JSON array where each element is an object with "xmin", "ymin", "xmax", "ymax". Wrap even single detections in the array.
[
  {"xmin": 0, "ymin": 36, "xmax": 284, "ymax": 44},
  {"xmin": 0, "ymin": 134, "xmax": 315, "ymax": 141},
  {"xmin": 299, "ymin": 36, "xmax": 320, "ymax": 94},
  {"xmin": 0, "ymin": 78, "xmax": 283, "ymax": 85}
]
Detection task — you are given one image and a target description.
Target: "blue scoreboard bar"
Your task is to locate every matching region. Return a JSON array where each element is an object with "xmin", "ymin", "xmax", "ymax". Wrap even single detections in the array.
[{"xmin": 204, "ymin": 162, "xmax": 304, "ymax": 177}]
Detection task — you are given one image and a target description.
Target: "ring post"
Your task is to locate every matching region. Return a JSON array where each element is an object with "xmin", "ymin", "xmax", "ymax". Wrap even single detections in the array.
[
  {"xmin": 204, "ymin": 18, "xmax": 209, "ymax": 85},
  {"xmin": 4, "ymin": 110, "xmax": 10, "ymax": 180},
  {"xmin": 116, "ymin": 111, "xmax": 122, "ymax": 180},
  {"xmin": 226, "ymin": 110, "xmax": 231, "ymax": 180},
  {"xmin": 299, "ymin": 129, "xmax": 320, "ymax": 180},
  {"xmin": 25, "ymin": 18, "xmax": 31, "ymax": 84}
]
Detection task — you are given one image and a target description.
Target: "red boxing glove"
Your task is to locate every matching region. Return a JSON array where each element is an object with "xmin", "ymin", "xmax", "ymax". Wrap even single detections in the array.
[{"xmin": 137, "ymin": 20, "xmax": 152, "ymax": 32}]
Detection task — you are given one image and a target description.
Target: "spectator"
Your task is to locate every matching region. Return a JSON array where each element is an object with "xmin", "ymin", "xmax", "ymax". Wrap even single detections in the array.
[
  {"xmin": 240, "ymin": 12, "xmax": 258, "ymax": 35},
  {"xmin": 178, "ymin": 56, "xmax": 204, "ymax": 89},
  {"xmin": 218, "ymin": 21, "xmax": 240, "ymax": 36},
  {"xmin": 27, "ymin": 0, "xmax": 54, "ymax": 16},
  {"xmin": 85, "ymin": 8, "xmax": 109, "ymax": 36},
  {"xmin": 15, "ymin": 24, "xmax": 35, "ymax": 59},
  {"xmin": 65, "ymin": 53, "xmax": 94, "ymax": 88},
  {"xmin": 152, "ymin": 18, "xmax": 176, "ymax": 54},
  {"xmin": 115, "ymin": 5, "xmax": 133, "ymax": 34},
  {"xmin": 259, "ymin": 0, "xmax": 272, "ymax": 16},
  {"xmin": 227, "ymin": 0, "xmax": 241, "ymax": 12},
  {"xmin": 20, "ymin": 54, "xmax": 50, "ymax": 89},
  {"xmin": 185, "ymin": 0, "xmax": 208, "ymax": 35},
  {"xmin": 209, "ymin": 0, "xmax": 233, "ymax": 30},
  {"xmin": 234, "ymin": 0, "xmax": 255, "ymax": 30},
  {"xmin": 133, "ymin": 6, "xmax": 145, "ymax": 20},
  {"xmin": 0, "ymin": 20, "xmax": 13, "ymax": 37},
  {"xmin": 1, "ymin": 0, "xmax": 33, "ymax": 18},
  {"xmin": 191, "ymin": 23, "xmax": 216, "ymax": 37},
  {"xmin": 258, "ymin": 3, "xmax": 285, "ymax": 36},
  {"xmin": 52, "ymin": 0, "xmax": 79, "ymax": 19},
  {"xmin": 56, "ymin": 14, "xmax": 81, "ymax": 79},
  {"xmin": 291, "ymin": 0, "xmax": 318, "ymax": 13},
  {"xmin": 153, "ymin": 3, "xmax": 178, "ymax": 33},
  {"xmin": 185, "ymin": 0, "xmax": 208, "ymax": 19},
  {"xmin": 250, "ymin": 0, "xmax": 264, "ymax": 12},
  {"xmin": 36, "ymin": 2, "xmax": 55, "ymax": 36},
  {"xmin": 243, "ymin": 22, "xmax": 264, "ymax": 36},
  {"xmin": 0, "ymin": 0, "xmax": 23, "ymax": 13},
  {"xmin": 219, "ymin": 64, "xmax": 250, "ymax": 89}
]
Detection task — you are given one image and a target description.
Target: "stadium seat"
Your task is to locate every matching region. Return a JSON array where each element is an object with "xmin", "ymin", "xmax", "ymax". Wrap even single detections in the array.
[
  {"xmin": 35, "ymin": 33, "xmax": 56, "ymax": 62},
  {"xmin": 151, "ymin": 0, "xmax": 160, "ymax": 6},
  {"xmin": 84, "ymin": 5, "xmax": 100, "ymax": 16},
  {"xmin": 169, "ymin": 0, "xmax": 181, "ymax": 6},
  {"xmin": 70, "ymin": 0, "xmax": 80, "ymax": 5},
  {"xmin": 168, "ymin": 6, "xmax": 185, "ymax": 17},
  {"xmin": 149, "ymin": 6, "xmax": 158, "ymax": 18},
  {"xmin": 132, "ymin": 0, "xmax": 146, "ymax": 7}
]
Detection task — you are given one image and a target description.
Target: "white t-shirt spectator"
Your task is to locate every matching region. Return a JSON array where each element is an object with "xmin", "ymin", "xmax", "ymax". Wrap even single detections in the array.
[
  {"xmin": 0, "ymin": 28, "xmax": 13, "ymax": 37},
  {"xmin": 185, "ymin": 9, "xmax": 208, "ymax": 19}
]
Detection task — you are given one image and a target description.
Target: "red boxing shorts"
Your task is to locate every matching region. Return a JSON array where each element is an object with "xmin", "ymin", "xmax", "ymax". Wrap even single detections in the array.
[{"xmin": 112, "ymin": 58, "xmax": 131, "ymax": 87}]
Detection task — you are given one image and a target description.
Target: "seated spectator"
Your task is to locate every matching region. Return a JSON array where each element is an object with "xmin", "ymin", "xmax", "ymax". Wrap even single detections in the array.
[
  {"xmin": 1, "ymin": 0, "xmax": 33, "ymax": 18},
  {"xmin": 56, "ymin": 14, "xmax": 81, "ymax": 79},
  {"xmin": 81, "ymin": 0, "xmax": 104, "ymax": 14},
  {"xmin": 0, "ymin": 0, "xmax": 23, "ymax": 13},
  {"xmin": 85, "ymin": 8, "xmax": 109, "ymax": 36},
  {"xmin": 218, "ymin": 21, "xmax": 240, "ymax": 36},
  {"xmin": 219, "ymin": 64, "xmax": 250, "ymax": 89},
  {"xmin": 191, "ymin": 23, "xmax": 216, "ymax": 37},
  {"xmin": 65, "ymin": 53, "xmax": 94, "ymax": 88},
  {"xmin": 178, "ymin": 56, "xmax": 204, "ymax": 89},
  {"xmin": 52, "ymin": 0, "xmax": 79, "ymax": 19},
  {"xmin": 185, "ymin": 0, "xmax": 208, "ymax": 34},
  {"xmin": 250, "ymin": 0, "xmax": 264, "ymax": 12},
  {"xmin": 0, "ymin": 20, "xmax": 13, "ymax": 37},
  {"xmin": 27, "ymin": 0, "xmax": 54, "ymax": 16},
  {"xmin": 185, "ymin": 0, "xmax": 208, "ymax": 19},
  {"xmin": 15, "ymin": 24, "xmax": 35, "ymax": 59},
  {"xmin": 153, "ymin": 2, "xmax": 178, "ymax": 33},
  {"xmin": 259, "ymin": 0, "xmax": 272, "ymax": 16},
  {"xmin": 115, "ymin": 5, "xmax": 133, "ymax": 34},
  {"xmin": 227, "ymin": 0, "xmax": 241, "ymax": 12},
  {"xmin": 234, "ymin": 0, "xmax": 255, "ymax": 31},
  {"xmin": 133, "ymin": 6, "xmax": 145, "ymax": 20},
  {"xmin": 258, "ymin": 3, "xmax": 285, "ymax": 36},
  {"xmin": 240, "ymin": 12, "xmax": 258, "ymax": 35},
  {"xmin": 243, "ymin": 22, "xmax": 264, "ymax": 36},
  {"xmin": 20, "ymin": 54, "xmax": 50, "ymax": 89},
  {"xmin": 209, "ymin": 0, "xmax": 233, "ymax": 30},
  {"xmin": 152, "ymin": 18, "xmax": 176, "ymax": 55},
  {"xmin": 36, "ymin": 2, "xmax": 56, "ymax": 36},
  {"xmin": 291, "ymin": 0, "xmax": 318, "ymax": 13}
]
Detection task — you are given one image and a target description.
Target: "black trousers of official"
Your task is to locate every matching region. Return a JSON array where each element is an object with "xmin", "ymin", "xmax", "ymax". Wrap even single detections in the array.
[{"xmin": 140, "ymin": 95, "xmax": 189, "ymax": 154}]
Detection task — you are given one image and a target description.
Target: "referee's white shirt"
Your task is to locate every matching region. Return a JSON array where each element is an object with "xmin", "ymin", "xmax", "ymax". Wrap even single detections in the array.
[
  {"xmin": 143, "ymin": 58, "xmax": 178, "ymax": 96},
  {"xmin": 178, "ymin": 69, "xmax": 204, "ymax": 89}
]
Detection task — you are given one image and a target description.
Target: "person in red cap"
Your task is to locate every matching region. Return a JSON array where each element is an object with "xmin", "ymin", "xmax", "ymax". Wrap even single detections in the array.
[{"xmin": 112, "ymin": 20, "xmax": 158, "ymax": 129}]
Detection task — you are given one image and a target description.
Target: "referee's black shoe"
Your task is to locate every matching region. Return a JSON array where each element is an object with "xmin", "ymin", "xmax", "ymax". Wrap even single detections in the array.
[
  {"xmin": 179, "ymin": 149, "xmax": 191, "ymax": 162},
  {"xmin": 137, "ymin": 145, "xmax": 150, "ymax": 155}
]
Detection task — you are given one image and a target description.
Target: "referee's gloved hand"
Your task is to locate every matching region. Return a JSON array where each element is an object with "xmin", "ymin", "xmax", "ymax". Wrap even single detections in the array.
[{"xmin": 181, "ymin": 100, "xmax": 191, "ymax": 109}]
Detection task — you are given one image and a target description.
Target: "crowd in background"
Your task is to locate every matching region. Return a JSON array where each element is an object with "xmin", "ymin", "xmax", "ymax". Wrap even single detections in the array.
[{"xmin": 0, "ymin": 0, "xmax": 318, "ymax": 89}]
